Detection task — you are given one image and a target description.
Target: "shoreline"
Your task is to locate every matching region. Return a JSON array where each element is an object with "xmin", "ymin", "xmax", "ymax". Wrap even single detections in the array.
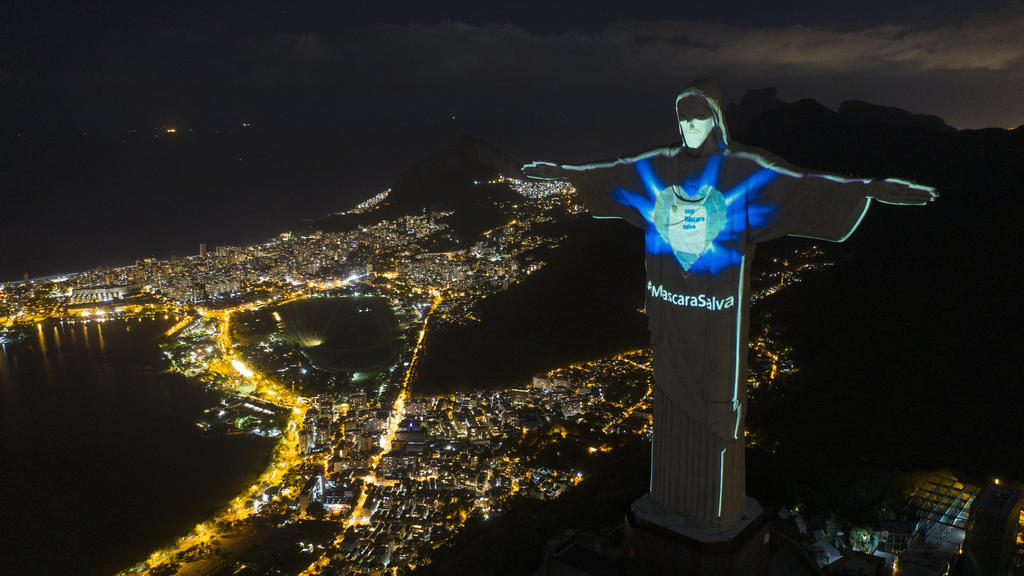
[{"xmin": 0, "ymin": 316, "xmax": 278, "ymax": 576}]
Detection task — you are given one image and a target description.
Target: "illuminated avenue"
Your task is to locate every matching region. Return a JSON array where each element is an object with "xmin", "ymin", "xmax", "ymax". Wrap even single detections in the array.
[{"xmin": 1, "ymin": 177, "xmax": 829, "ymax": 575}]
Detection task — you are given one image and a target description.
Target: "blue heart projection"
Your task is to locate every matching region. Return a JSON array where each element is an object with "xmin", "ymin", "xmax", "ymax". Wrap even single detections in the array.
[{"xmin": 612, "ymin": 155, "xmax": 781, "ymax": 275}]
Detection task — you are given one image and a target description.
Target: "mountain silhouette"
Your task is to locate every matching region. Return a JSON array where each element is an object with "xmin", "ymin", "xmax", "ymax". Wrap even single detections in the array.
[
  {"xmin": 388, "ymin": 134, "xmax": 521, "ymax": 210},
  {"xmin": 837, "ymin": 100, "xmax": 954, "ymax": 133},
  {"xmin": 308, "ymin": 135, "xmax": 520, "ymax": 240},
  {"xmin": 727, "ymin": 88, "xmax": 1024, "ymax": 483},
  {"xmin": 723, "ymin": 86, "xmax": 786, "ymax": 136},
  {"xmin": 384, "ymin": 134, "xmax": 522, "ymax": 240}
]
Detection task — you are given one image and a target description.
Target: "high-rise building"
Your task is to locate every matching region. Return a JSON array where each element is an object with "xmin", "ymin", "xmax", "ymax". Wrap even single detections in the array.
[
  {"xmin": 961, "ymin": 484, "xmax": 1022, "ymax": 576},
  {"xmin": 349, "ymin": 390, "xmax": 368, "ymax": 409}
]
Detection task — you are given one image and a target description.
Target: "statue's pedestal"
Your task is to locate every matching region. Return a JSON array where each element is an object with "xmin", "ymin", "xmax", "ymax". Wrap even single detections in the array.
[{"xmin": 624, "ymin": 494, "xmax": 770, "ymax": 576}]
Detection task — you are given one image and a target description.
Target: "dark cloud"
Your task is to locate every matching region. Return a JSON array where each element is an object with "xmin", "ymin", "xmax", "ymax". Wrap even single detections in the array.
[
  {"xmin": 6, "ymin": 3, "xmax": 1022, "ymax": 136},
  {"xmin": 172, "ymin": 4, "xmax": 1023, "ymax": 129}
]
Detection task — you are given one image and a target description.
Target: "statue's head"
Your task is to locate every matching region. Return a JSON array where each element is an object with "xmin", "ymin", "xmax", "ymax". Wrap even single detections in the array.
[
  {"xmin": 675, "ymin": 80, "xmax": 728, "ymax": 152},
  {"xmin": 677, "ymin": 97, "xmax": 714, "ymax": 149}
]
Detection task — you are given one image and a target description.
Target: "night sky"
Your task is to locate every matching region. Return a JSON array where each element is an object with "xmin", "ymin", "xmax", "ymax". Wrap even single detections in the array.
[{"xmin": 2, "ymin": 1, "xmax": 1022, "ymax": 281}]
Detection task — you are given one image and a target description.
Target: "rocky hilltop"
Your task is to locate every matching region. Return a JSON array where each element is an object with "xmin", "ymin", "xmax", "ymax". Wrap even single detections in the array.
[{"xmin": 310, "ymin": 135, "xmax": 522, "ymax": 241}]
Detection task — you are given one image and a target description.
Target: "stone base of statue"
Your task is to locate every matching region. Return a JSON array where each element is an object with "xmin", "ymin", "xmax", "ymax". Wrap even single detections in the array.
[{"xmin": 624, "ymin": 494, "xmax": 769, "ymax": 576}]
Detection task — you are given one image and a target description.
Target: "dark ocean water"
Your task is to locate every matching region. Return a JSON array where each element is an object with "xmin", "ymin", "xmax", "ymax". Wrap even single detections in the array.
[
  {"xmin": 0, "ymin": 129, "xmax": 384, "ymax": 284},
  {"xmin": 0, "ymin": 318, "xmax": 275, "ymax": 575}
]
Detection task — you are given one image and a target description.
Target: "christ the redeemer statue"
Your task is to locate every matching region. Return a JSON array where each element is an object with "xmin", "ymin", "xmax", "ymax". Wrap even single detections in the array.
[{"xmin": 523, "ymin": 80, "xmax": 935, "ymax": 532}]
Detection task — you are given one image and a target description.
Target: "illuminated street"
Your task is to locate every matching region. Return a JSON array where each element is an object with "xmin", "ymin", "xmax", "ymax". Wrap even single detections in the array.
[{"xmin": 126, "ymin": 305, "xmax": 309, "ymax": 575}]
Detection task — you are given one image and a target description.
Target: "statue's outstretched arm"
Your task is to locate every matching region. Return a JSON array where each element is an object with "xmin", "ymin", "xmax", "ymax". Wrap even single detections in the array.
[
  {"xmin": 522, "ymin": 151, "xmax": 673, "ymax": 229},
  {"xmin": 732, "ymin": 146, "xmax": 938, "ymax": 207},
  {"xmin": 521, "ymin": 161, "xmax": 567, "ymax": 181},
  {"xmin": 522, "ymin": 146, "xmax": 676, "ymax": 182},
  {"xmin": 743, "ymin": 146, "xmax": 940, "ymax": 243},
  {"xmin": 866, "ymin": 178, "xmax": 939, "ymax": 205}
]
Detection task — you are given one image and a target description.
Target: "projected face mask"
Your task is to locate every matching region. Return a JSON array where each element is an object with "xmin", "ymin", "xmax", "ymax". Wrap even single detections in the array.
[
  {"xmin": 680, "ymin": 117, "xmax": 714, "ymax": 149},
  {"xmin": 677, "ymin": 98, "xmax": 714, "ymax": 149}
]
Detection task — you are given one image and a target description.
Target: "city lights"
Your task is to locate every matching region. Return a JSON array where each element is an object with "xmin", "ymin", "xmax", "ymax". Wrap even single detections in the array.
[
  {"xmin": 231, "ymin": 359, "xmax": 253, "ymax": 378},
  {"xmin": 4, "ymin": 176, "xmax": 659, "ymax": 576}
]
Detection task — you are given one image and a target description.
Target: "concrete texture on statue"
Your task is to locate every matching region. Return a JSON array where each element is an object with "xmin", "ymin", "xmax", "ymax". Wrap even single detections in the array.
[
  {"xmin": 650, "ymin": 388, "xmax": 745, "ymax": 528},
  {"xmin": 625, "ymin": 495, "xmax": 769, "ymax": 576}
]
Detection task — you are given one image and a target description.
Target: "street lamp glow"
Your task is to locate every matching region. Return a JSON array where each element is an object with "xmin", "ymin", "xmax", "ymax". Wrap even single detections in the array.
[{"xmin": 231, "ymin": 358, "xmax": 254, "ymax": 378}]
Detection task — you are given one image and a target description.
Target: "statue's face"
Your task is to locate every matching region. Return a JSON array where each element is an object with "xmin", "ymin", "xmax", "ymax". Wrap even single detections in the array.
[
  {"xmin": 677, "ymin": 97, "xmax": 714, "ymax": 149},
  {"xmin": 680, "ymin": 117, "xmax": 714, "ymax": 149}
]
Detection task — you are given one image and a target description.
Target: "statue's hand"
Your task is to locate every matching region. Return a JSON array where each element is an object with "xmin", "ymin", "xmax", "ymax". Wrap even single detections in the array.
[
  {"xmin": 868, "ymin": 178, "xmax": 939, "ymax": 205},
  {"xmin": 521, "ymin": 161, "xmax": 566, "ymax": 181}
]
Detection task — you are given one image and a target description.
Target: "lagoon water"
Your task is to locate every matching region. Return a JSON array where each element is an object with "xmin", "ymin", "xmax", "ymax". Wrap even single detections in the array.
[
  {"xmin": 276, "ymin": 297, "xmax": 400, "ymax": 373},
  {"xmin": 0, "ymin": 318, "xmax": 275, "ymax": 575}
]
